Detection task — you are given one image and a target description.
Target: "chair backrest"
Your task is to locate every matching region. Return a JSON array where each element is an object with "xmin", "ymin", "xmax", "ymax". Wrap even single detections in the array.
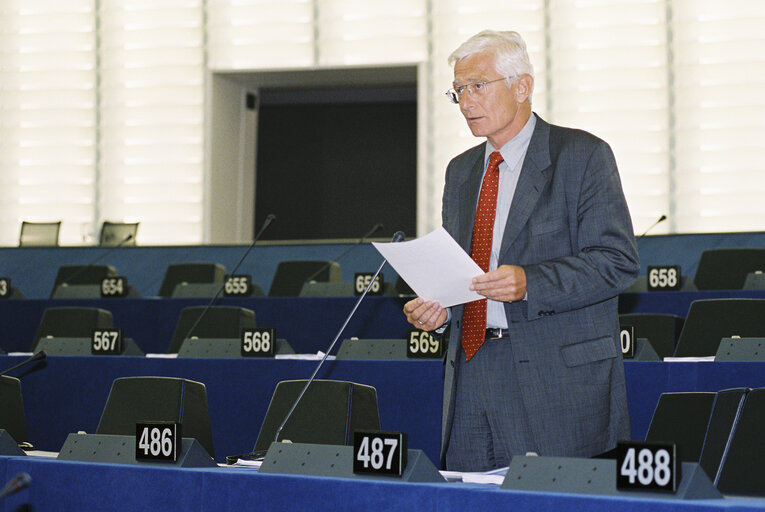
[
  {"xmin": 51, "ymin": 264, "xmax": 117, "ymax": 297},
  {"xmin": 693, "ymin": 248, "xmax": 765, "ymax": 290},
  {"xmin": 19, "ymin": 221, "xmax": 61, "ymax": 246},
  {"xmin": 619, "ymin": 313, "xmax": 685, "ymax": 359},
  {"xmin": 32, "ymin": 307, "xmax": 113, "ymax": 352},
  {"xmin": 157, "ymin": 262, "xmax": 227, "ymax": 298},
  {"xmin": 698, "ymin": 388, "xmax": 749, "ymax": 486},
  {"xmin": 716, "ymin": 387, "xmax": 765, "ymax": 496},
  {"xmin": 268, "ymin": 260, "xmax": 341, "ymax": 297},
  {"xmin": 252, "ymin": 379, "xmax": 380, "ymax": 453},
  {"xmin": 673, "ymin": 299, "xmax": 765, "ymax": 357},
  {"xmin": 167, "ymin": 306, "xmax": 256, "ymax": 353},
  {"xmin": 645, "ymin": 391, "xmax": 716, "ymax": 462},
  {"xmin": 96, "ymin": 376, "xmax": 214, "ymax": 458},
  {"xmin": 0, "ymin": 376, "xmax": 27, "ymax": 443},
  {"xmin": 99, "ymin": 221, "xmax": 139, "ymax": 246}
]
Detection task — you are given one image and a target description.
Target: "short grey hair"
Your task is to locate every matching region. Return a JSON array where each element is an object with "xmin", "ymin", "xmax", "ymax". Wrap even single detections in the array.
[{"xmin": 448, "ymin": 30, "xmax": 535, "ymax": 100}]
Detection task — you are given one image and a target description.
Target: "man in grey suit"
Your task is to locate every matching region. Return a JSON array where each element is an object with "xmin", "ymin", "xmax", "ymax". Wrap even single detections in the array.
[{"xmin": 403, "ymin": 30, "xmax": 640, "ymax": 471}]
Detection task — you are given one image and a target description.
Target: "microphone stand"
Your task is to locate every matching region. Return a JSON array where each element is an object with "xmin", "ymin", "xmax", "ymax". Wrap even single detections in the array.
[
  {"xmin": 273, "ymin": 231, "xmax": 405, "ymax": 443},
  {"xmin": 178, "ymin": 214, "xmax": 275, "ymax": 347}
]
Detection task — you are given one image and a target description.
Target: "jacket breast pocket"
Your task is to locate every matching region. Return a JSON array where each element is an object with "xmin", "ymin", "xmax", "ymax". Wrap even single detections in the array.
[
  {"xmin": 530, "ymin": 219, "xmax": 566, "ymax": 236},
  {"xmin": 560, "ymin": 336, "xmax": 618, "ymax": 367}
]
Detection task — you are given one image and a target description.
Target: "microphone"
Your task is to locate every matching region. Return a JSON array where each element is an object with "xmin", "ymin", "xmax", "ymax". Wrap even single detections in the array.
[
  {"xmin": 273, "ymin": 230, "xmax": 405, "ymax": 444},
  {"xmin": 0, "ymin": 472, "xmax": 31, "ymax": 499},
  {"xmin": 53, "ymin": 233, "xmax": 135, "ymax": 295},
  {"xmin": 176, "ymin": 214, "xmax": 276, "ymax": 349},
  {"xmin": 0, "ymin": 351, "xmax": 46, "ymax": 378},
  {"xmin": 637, "ymin": 214, "xmax": 666, "ymax": 239},
  {"xmin": 301, "ymin": 222, "xmax": 384, "ymax": 285}
]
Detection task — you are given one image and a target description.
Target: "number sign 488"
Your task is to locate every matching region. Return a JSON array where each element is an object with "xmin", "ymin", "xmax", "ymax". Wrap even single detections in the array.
[{"xmin": 616, "ymin": 441, "xmax": 679, "ymax": 492}]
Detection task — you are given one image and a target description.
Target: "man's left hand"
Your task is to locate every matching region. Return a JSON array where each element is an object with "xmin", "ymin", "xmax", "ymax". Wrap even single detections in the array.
[{"xmin": 470, "ymin": 264, "xmax": 526, "ymax": 302}]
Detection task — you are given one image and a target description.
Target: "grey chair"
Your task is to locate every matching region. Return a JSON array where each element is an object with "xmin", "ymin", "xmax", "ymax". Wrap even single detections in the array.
[{"xmin": 19, "ymin": 221, "xmax": 61, "ymax": 246}]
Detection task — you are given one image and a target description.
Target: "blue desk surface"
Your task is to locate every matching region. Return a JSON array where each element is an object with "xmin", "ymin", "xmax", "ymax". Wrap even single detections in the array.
[
  {"xmin": 5, "ymin": 353, "xmax": 765, "ymax": 467},
  {"xmin": 2, "ymin": 455, "xmax": 764, "ymax": 512},
  {"xmin": 0, "ymin": 296, "xmax": 412, "ymax": 354},
  {"xmin": 4, "ymin": 289, "xmax": 765, "ymax": 354}
]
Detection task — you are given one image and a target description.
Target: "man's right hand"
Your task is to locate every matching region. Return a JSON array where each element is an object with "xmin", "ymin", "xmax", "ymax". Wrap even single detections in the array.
[{"xmin": 403, "ymin": 297, "xmax": 447, "ymax": 332}]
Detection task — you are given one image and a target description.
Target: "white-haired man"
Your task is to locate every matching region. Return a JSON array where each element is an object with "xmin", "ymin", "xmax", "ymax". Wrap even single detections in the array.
[{"xmin": 404, "ymin": 30, "xmax": 639, "ymax": 471}]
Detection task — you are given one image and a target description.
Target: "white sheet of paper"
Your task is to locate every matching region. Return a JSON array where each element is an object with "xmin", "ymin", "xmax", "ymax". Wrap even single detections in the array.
[{"xmin": 372, "ymin": 227, "xmax": 483, "ymax": 307}]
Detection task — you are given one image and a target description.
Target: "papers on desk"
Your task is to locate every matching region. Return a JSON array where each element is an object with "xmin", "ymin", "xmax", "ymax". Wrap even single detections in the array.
[
  {"xmin": 372, "ymin": 227, "xmax": 483, "ymax": 307},
  {"xmin": 275, "ymin": 352, "xmax": 334, "ymax": 360},
  {"xmin": 440, "ymin": 466, "xmax": 508, "ymax": 485},
  {"xmin": 663, "ymin": 356, "xmax": 716, "ymax": 362}
]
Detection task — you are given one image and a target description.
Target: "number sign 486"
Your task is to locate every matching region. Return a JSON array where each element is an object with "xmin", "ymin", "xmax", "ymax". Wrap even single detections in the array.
[
  {"xmin": 616, "ymin": 441, "xmax": 679, "ymax": 492},
  {"xmin": 353, "ymin": 431, "xmax": 407, "ymax": 476},
  {"xmin": 136, "ymin": 422, "xmax": 181, "ymax": 462}
]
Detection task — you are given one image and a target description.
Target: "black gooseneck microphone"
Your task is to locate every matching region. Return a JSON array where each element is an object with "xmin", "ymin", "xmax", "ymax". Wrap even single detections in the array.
[
  {"xmin": 52, "ymin": 234, "xmax": 135, "ymax": 297},
  {"xmin": 176, "ymin": 214, "xmax": 276, "ymax": 349},
  {"xmin": 637, "ymin": 214, "xmax": 667, "ymax": 239},
  {"xmin": 0, "ymin": 351, "xmax": 46, "ymax": 378},
  {"xmin": 0, "ymin": 472, "xmax": 31, "ymax": 500},
  {"xmin": 301, "ymin": 222, "xmax": 384, "ymax": 286},
  {"xmin": 273, "ymin": 230, "xmax": 405, "ymax": 444}
]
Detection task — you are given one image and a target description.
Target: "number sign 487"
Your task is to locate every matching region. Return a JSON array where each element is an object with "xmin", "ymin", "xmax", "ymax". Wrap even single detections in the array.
[{"xmin": 353, "ymin": 431, "xmax": 407, "ymax": 476}]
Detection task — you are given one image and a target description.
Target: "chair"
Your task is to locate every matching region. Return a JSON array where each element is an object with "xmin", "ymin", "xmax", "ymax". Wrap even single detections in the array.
[
  {"xmin": 167, "ymin": 306, "xmax": 256, "ymax": 354},
  {"xmin": 99, "ymin": 221, "xmax": 139, "ymax": 246},
  {"xmin": 716, "ymin": 387, "xmax": 765, "ymax": 496},
  {"xmin": 672, "ymin": 299, "xmax": 765, "ymax": 357},
  {"xmin": 268, "ymin": 260, "xmax": 341, "ymax": 297},
  {"xmin": 96, "ymin": 376, "xmax": 214, "ymax": 458},
  {"xmin": 693, "ymin": 248, "xmax": 765, "ymax": 290},
  {"xmin": 18, "ymin": 221, "xmax": 61, "ymax": 246},
  {"xmin": 0, "ymin": 376, "xmax": 28, "ymax": 445},
  {"xmin": 32, "ymin": 307, "xmax": 113, "ymax": 352},
  {"xmin": 157, "ymin": 262, "xmax": 227, "ymax": 298},
  {"xmin": 644, "ymin": 391, "xmax": 716, "ymax": 463},
  {"xmin": 50, "ymin": 264, "xmax": 117, "ymax": 298},
  {"xmin": 698, "ymin": 388, "xmax": 749, "ymax": 486},
  {"xmin": 619, "ymin": 313, "xmax": 685, "ymax": 359},
  {"xmin": 251, "ymin": 379, "xmax": 380, "ymax": 453}
]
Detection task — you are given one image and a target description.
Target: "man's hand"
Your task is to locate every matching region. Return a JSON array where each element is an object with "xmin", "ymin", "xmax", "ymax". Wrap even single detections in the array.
[
  {"xmin": 403, "ymin": 297, "xmax": 447, "ymax": 332},
  {"xmin": 470, "ymin": 264, "xmax": 526, "ymax": 302}
]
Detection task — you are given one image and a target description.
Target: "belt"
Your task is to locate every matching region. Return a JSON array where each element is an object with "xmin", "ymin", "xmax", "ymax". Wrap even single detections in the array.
[{"xmin": 485, "ymin": 328, "xmax": 509, "ymax": 339}]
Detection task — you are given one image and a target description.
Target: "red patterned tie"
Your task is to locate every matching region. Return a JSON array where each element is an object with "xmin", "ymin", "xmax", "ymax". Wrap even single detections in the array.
[{"xmin": 461, "ymin": 151, "xmax": 503, "ymax": 361}]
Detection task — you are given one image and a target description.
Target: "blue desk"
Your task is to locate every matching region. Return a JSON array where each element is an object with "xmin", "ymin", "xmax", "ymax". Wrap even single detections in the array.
[
  {"xmin": 0, "ymin": 296, "xmax": 412, "ymax": 353},
  {"xmin": 5, "ymin": 353, "xmax": 765, "ymax": 467},
  {"xmin": 2, "ymin": 455, "xmax": 764, "ymax": 511}
]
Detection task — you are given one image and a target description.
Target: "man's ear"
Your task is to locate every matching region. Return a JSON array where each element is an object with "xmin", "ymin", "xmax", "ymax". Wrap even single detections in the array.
[{"xmin": 515, "ymin": 74, "xmax": 534, "ymax": 103}]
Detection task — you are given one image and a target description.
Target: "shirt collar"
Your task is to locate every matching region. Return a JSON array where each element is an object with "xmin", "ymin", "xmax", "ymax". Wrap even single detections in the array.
[{"xmin": 485, "ymin": 113, "xmax": 537, "ymax": 170}]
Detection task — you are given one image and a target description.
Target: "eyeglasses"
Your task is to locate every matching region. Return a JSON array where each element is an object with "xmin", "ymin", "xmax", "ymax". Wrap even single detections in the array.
[{"xmin": 445, "ymin": 76, "xmax": 514, "ymax": 104}]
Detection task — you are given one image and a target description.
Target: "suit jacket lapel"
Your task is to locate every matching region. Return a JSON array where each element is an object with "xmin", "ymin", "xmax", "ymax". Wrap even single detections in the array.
[
  {"xmin": 499, "ymin": 115, "xmax": 553, "ymax": 258},
  {"xmin": 456, "ymin": 145, "xmax": 486, "ymax": 252}
]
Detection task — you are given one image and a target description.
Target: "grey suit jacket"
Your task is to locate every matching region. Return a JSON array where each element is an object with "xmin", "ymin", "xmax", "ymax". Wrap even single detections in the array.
[{"xmin": 440, "ymin": 114, "xmax": 640, "ymax": 467}]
